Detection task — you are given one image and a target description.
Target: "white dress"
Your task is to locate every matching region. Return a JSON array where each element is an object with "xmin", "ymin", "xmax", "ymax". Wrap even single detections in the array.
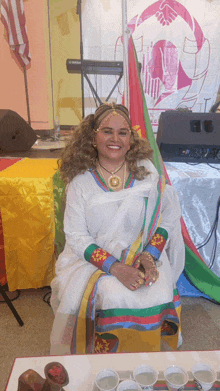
[{"xmin": 50, "ymin": 159, "xmax": 185, "ymax": 355}]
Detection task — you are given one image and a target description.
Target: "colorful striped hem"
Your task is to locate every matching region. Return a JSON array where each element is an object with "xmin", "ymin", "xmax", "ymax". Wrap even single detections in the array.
[
  {"xmin": 96, "ymin": 309, "xmax": 179, "ymax": 332},
  {"xmin": 97, "ymin": 303, "xmax": 177, "ymax": 318},
  {"xmin": 96, "ymin": 290, "xmax": 181, "ymax": 333}
]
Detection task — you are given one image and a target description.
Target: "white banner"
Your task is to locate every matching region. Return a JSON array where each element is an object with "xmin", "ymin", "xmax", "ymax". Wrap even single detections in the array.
[{"xmin": 82, "ymin": 0, "xmax": 220, "ymax": 131}]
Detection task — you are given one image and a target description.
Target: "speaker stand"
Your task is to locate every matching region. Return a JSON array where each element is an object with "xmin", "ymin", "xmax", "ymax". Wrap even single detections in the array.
[{"xmin": 0, "ymin": 285, "xmax": 24, "ymax": 326}]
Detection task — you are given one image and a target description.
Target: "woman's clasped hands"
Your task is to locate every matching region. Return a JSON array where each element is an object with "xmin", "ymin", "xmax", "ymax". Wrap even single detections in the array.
[
  {"xmin": 109, "ymin": 252, "xmax": 159, "ymax": 291},
  {"xmin": 134, "ymin": 252, "xmax": 159, "ymax": 288}
]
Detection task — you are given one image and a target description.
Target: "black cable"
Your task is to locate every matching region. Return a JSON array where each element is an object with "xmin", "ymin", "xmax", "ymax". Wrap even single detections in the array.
[
  {"xmin": 210, "ymin": 219, "xmax": 218, "ymax": 269},
  {"xmin": 185, "ymin": 162, "xmax": 201, "ymax": 165},
  {"xmin": 42, "ymin": 286, "xmax": 51, "ymax": 307},
  {"xmin": 43, "ymin": 291, "xmax": 51, "ymax": 307},
  {"xmin": 196, "ymin": 197, "xmax": 220, "ymax": 270},
  {"xmin": 202, "ymin": 296, "xmax": 220, "ymax": 305},
  {"xmin": 206, "ymin": 162, "xmax": 220, "ymax": 170},
  {"xmin": 209, "ymin": 198, "xmax": 219, "ymax": 269},
  {"xmin": 0, "ymin": 289, "xmax": 20, "ymax": 303},
  {"xmin": 196, "ymin": 200, "xmax": 219, "ymax": 252},
  {"xmin": 185, "ymin": 161, "xmax": 220, "ymax": 170},
  {"xmin": 164, "ymin": 148, "xmax": 220, "ymax": 167}
]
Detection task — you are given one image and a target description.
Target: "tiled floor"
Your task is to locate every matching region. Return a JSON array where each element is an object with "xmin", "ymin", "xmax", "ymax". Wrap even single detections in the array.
[{"xmin": 0, "ymin": 291, "xmax": 220, "ymax": 390}]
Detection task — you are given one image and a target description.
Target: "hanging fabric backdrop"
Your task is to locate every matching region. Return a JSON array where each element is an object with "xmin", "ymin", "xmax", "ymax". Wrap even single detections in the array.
[{"xmin": 82, "ymin": 0, "xmax": 220, "ymax": 130}]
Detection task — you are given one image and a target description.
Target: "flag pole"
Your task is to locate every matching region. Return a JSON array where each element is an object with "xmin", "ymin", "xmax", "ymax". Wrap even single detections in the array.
[
  {"xmin": 122, "ymin": 0, "xmax": 129, "ymax": 109},
  {"xmin": 23, "ymin": 65, "xmax": 31, "ymax": 125},
  {"xmin": 77, "ymin": 0, "xmax": 85, "ymax": 118}
]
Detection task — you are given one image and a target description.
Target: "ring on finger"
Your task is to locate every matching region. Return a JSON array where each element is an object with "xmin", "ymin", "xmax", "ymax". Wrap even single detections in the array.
[
  {"xmin": 139, "ymin": 272, "xmax": 145, "ymax": 279},
  {"xmin": 138, "ymin": 279, "xmax": 144, "ymax": 285}
]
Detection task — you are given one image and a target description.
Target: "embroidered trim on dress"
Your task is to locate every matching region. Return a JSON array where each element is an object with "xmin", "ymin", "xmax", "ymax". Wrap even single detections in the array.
[{"xmin": 144, "ymin": 227, "xmax": 168, "ymax": 259}]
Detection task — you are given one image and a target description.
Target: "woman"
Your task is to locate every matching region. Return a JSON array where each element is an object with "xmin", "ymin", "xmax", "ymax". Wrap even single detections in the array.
[{"xmin": 50, "ymin": 103, "xmax": 185, "ymax": 355}]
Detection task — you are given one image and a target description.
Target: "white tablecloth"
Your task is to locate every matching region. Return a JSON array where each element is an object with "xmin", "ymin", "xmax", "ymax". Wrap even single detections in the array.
[
  {"xmin": 5, "ymin": 351, "xmax": 220, "ymax": 391},
  {"xmin": 165, "ymin": 162, "xmax": 220, "ymax": 278}
]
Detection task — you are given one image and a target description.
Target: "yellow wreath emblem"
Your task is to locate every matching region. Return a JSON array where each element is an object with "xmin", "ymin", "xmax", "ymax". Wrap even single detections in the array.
[
  {"xmin": 94, "ymin": 336, "xmax": 110, "ymax": 353},
  {"xmin": 151, "ymin": 234, "xmax": 164, "ymax": 246},
  {"xmin": 91, "ymin": 249, "xmax": 108, "ymax": 263}
]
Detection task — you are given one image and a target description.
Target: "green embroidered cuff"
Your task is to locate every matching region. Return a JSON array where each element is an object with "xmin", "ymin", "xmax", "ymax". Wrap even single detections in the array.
[
  {"xmin": 84, "ymin": 244, "xmax": 99, "ymax": 262},
  {"xmin": 84, "ymin": 244, "xmax": 118, "ymax": 273},
  {"xmin": 144, "ymin": 227, "xmax": 168, "ymax": 259}
]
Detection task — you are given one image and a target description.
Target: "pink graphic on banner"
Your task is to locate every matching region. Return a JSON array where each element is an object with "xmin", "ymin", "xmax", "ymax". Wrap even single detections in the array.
[
  {"xmin": 144, "ymin": 40, "xmax": 180, "ymax": 104},
  {"xmin": 137, "ymin": 0, "xmax": 205, "ymax": 49},
  {"xmin": 116, "ymin": 0, "xmax": 210, "ymax": 113}
]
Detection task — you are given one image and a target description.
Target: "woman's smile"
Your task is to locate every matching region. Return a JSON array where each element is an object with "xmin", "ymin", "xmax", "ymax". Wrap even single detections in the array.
[
  {"xmin": 95, "ymin": 113, "xmax": 131, "ymax": 166},
  {"xmin": 107, "ymin": 145, "xmax": 121, "ymax": 149}
]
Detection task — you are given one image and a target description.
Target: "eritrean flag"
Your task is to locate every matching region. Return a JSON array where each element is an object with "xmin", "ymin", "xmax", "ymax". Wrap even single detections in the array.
[{"xmin": 128, "ymin": 36, "xmax": 220, "ymax": 303}]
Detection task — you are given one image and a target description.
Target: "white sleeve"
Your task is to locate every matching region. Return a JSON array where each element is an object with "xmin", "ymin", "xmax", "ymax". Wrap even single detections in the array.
[
  {"xmin": 63, "ymin": 179, "xmax": 94, "ymax": 259},
  {"xmin": 161, "ymin": 184, "xmax": 185, "ymax": 283},
  {"xmin": 160, "ymin": 184, "xmax": 182, "ymax": 237}
]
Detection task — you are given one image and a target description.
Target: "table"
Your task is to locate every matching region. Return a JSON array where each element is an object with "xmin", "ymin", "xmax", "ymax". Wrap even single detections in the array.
[
  {"xmin": 5, "ymin": 351, "xmax": 220, "ymax": 391},
  {"xmin": 0, "ymin": 158, "xmax": 59, "ymax": 291},
  {"xmin": 165, "ymin": 162, "xmax": 220, "ymax": 279},
  {"xmin": 0, "ymin": 134, "xmax": 69, "ymax": 159}
]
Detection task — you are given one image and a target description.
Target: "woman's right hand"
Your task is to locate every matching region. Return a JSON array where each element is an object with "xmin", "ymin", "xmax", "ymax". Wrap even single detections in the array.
[
  {"xmin": 133, "ymin": 252, "xmax": 159, "ymax": 287},
  {"xmin": 109, "ymin": 262, "xmax": 145, "ymax": 291}
]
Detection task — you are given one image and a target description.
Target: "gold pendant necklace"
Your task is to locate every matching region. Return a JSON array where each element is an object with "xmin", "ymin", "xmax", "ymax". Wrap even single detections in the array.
[
  {"xmin": 108, "ymin": 174, "xmax": 122, "ymax": 189},
  {"xmin": 98, "ymin": 161, "xmax": 125, "ymax": 190}
]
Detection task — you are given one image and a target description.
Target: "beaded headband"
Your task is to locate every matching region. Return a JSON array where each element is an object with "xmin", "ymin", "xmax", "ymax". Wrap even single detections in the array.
[{"xmin": 93, "ymin": 103, "xmax": 131, "ymax": 132}]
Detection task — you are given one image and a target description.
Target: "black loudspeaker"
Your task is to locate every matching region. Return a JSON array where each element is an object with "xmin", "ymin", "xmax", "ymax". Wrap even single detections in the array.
[
  {"xmin": 0, "ymin": 109, "xmax": 37, "ymax": 152},
  {"xmin": 156, "ymin": 111, "xmax": 220, "ymax": 163}
]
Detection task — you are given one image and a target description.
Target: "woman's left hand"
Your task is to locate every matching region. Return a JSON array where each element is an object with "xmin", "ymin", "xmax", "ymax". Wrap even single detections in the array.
[{"xmin": 133, "ymin": 252, "xmax": 159, "ymax": 287}]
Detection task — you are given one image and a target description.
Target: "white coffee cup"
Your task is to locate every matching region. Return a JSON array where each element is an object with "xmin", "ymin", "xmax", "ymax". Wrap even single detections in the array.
[
  {"xmin": 117, "ymin": 379, "xmax": 142, "ymax": 391},
  {"xmin": 95, "ymin": 369, "xmax": 120, "ymax": 391},
  {"xmin": 133, "ymin": 365, "xmax": 158, "ymax": 390},
  {"xmin": 164, "ymin": 365, "xmax": 188, "ymax": 391},
  {"xmin": 192, "ymin": 363, "xmax": 217, "ymax": 391}
]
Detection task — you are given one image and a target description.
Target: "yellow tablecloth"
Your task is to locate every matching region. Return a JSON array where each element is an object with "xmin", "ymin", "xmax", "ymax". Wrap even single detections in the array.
[{"xmin": 0, "ymin": 158, "xmax": 58, "ymax": 290}]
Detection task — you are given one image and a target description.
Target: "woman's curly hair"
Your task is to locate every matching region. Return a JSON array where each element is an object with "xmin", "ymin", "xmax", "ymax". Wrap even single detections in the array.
[{"xmin": 59, "ymin": 103, "xmax": 153, "ymax": 185}]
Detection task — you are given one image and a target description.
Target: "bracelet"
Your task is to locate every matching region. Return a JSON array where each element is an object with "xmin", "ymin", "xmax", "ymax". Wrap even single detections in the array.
[
  {"xmin": 150, "ymin": 254, "xmax": 163, "ymax": 268},
  {"xmin": 139, "ymin": 252, "xmax": 155, "ymax": 266},
  {"xmin": 144, "ymin": 252, "xmax": 162, "ymax": 268}
]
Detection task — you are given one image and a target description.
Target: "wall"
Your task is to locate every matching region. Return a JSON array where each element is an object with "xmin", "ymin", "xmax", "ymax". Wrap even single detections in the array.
[
  {"xmin": 48, "ymin": 0, "xmax": 82, "ymax": 126},
  {"xmin": 0, "ymin": 0, "xmax": 53, "ymax": 131}
]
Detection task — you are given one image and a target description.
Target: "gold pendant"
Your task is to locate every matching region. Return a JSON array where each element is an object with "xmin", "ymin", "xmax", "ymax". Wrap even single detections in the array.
[{"xmin": 108, "ymin": 175, "xmax": 122, "ymax": 189}]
